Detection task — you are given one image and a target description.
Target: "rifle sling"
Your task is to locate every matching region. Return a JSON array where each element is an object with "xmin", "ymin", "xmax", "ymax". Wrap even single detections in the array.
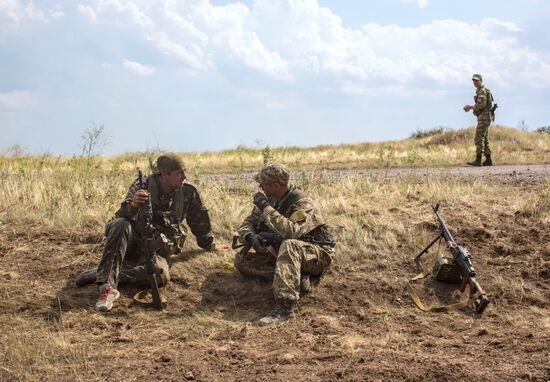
[{"xmin": 407, "ymin": 264, "xmax": 475, "ymax": 313}]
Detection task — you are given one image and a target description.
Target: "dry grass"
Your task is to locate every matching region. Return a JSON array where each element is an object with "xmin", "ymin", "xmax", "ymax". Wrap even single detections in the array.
[{"xmin": 0, "ymin": 127, "xmax": 549, "ymax": 380}]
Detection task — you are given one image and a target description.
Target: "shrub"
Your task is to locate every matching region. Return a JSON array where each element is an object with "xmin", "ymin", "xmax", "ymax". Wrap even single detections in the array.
[{"xmin": 409, "ymin": 126, "xmax": 450, "ymax": 139}]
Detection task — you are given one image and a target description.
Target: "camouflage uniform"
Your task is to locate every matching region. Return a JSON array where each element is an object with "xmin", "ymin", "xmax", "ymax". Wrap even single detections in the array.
[
  {"xmin": 471, "ymin": 75, "xmax": 492, "ymax": 157},
  {"xmin": 77, "ymin": 155, "xmax": 215, "ymax": 288},
  {"xmin": 236, "ymin": 164, "xmax": 335, "ymax": 302}
]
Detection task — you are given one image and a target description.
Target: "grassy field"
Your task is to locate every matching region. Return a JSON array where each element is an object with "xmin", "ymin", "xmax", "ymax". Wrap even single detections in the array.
[{"xmin": 0, "ymin": 126, "xmax": 549, "ymax": 381}]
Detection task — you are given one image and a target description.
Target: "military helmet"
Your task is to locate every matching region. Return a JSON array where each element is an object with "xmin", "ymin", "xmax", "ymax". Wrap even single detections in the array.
[{"xmin": 254, "ymin": 162, "xmax": 290, "ymax": 185}]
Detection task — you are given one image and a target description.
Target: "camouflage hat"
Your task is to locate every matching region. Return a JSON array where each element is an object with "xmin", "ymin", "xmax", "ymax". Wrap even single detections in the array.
[
  {"xmin": 156, "ymin": 153, "xmax": 185, "ymax": 173},
  {"xmin": 254, "ymin": 162, "xmax": 290, "ymax": 184},
  {"xmin": 472, "ymin": 74, "xmax": 483, "ymax": 81}
]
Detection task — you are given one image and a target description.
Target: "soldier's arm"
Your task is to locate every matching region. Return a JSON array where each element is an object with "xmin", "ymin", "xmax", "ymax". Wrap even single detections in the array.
[
  {"xmin": 473, "ymin": 90, "xmax": 487, "ymax": 113},
  {"xmin": 237, "ymin": 208, "xmax": 262, "ymax": 240},
  {"xmin": 185, "ymin": 188, "xmax": 215, "ymax": 250},
  {"xmin": 114, "ymin": 180, "xmax": 141, "ymax": 220},
  {"xmin": 262, "ymin": 199, "xmax": 318, "ymax": 239}
]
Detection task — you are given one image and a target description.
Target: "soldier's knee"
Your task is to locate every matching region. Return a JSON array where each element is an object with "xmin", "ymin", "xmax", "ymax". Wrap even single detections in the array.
[
  {"xmin": 278, "ymin": 239, "xmax": 302, "ymax": 257},
  {"xmin": 105, "ymin": 218, "xmax": 132, "ymax": 237}
]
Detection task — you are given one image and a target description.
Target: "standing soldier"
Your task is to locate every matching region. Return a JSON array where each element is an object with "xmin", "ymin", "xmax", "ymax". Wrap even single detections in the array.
[
  {"xmin": 75, "ymin": 153, "xmax": 228, "ymax": 312},
  {"xmin": 463, "ymin": 74, "xmax": 494, "ymax": 166},
  {"xmin": 234, "ymin": 163, "xmax": 335, "ymax": 324}
]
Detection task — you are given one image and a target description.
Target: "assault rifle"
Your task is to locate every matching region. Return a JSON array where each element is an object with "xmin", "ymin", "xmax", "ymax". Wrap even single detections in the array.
[
  {"xmin": 137, "ymin": 169, "xmax": 163, "ymax": 310},
  {"xmin": 415, "ymin": 204, "xmax": 490, "ymax": 314}
]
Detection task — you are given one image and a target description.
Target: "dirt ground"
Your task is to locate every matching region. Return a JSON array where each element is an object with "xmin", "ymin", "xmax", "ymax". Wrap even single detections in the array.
[{"xmin": 1, "ymin": 164, "xmax": 549, "ymax": 381}]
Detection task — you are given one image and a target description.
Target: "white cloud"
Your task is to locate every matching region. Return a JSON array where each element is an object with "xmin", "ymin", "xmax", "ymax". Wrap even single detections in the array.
[
  {"xmin": 0, "ymin": 0, "xmax": 25, "ymax": 29},
  {"xmin": 78, "ymin": 4, "xmax": 97, "ymax": 23},
  {"xmin": 403, "ymin": 0, "xmax": 430, "ymax": 8},
  {"xmin": 49, "ymin": 7, "xmax": 64, "ymax": 19},
  {"xmin": 0, "ymin": 91, "xmax": 35, "ymax": 109},
  {"xmin": 123, "ymin": 59, "xmax": 156, "ymax": 76},
  {"xmin": 78, "ymin": 0, "xmax": 550, "ymax": 87},
  {"xmin": 25, "ymin": 2, "xmax": 48, "ymax": 22}
]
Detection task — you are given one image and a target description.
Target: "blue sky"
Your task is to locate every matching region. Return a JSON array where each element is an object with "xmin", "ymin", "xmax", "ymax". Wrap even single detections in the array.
[{"xmin": 1, "ymin": 0, "xmax": 549, "ymax": 155}]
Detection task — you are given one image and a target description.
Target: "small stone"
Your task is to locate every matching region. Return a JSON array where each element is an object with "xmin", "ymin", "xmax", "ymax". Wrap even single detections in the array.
[
  {"xmin": 477, "ymin": 328, "xmax": 488, "ymax": 336},
  {"xmin": 185, "ymin": 371, "xmax": 195, "ymax": 380},
  {"xmin": 159, "ymin": 355, "xmax": 171, "ymax": 363}
]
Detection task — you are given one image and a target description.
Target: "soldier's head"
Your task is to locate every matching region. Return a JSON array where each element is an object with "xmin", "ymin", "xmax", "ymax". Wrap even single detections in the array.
[
  {"xmin": 156, "ymin": 153, "xmax": 186, "ymax": 192},
  {"xmin": 471, "ymin": 74, "xmax": 483, "ymax": 89},
  {"xmin": 254, "ymin": 162, "xmax": 290, "ymax": 198}
]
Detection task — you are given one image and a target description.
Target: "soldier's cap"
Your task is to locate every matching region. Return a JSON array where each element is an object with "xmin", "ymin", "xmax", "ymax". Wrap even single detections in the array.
[
  {"xmin": 254, "ymin": 162, "xmax": 290, "ymax": 185},
  {"xmin": 156, "ymin": 153, "xmax": 185, "ymax": 173},
  {"xmin": 472, "ymin": 74, "xmax": 483, "ymax": 81}
]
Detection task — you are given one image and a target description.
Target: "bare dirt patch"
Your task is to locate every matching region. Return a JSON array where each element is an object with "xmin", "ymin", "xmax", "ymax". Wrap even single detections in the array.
[{"xmin": 1, "ymin": 165, "xmax": 549, "ymax": 381}]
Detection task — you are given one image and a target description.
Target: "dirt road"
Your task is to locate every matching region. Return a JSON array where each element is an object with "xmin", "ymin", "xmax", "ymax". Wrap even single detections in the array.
[{"xmin": 202, "ymin": 163, "xmax": 550, "ymax": 185}]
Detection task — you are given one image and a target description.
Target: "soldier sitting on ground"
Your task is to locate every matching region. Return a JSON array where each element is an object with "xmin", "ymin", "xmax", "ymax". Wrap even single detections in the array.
[
  {"xmin": 75, "ymin": 153, "xmax": 228, "ymax": 311},
  {"xmin": 234, "ymin": 162, "xmax": 335, "ymax": 324}
]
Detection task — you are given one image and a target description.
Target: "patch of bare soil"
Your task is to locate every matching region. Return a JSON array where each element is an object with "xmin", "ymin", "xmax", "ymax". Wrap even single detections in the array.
[{"xmin": 1, "ymin": 167, "xmax": 549, "ymax": 381}]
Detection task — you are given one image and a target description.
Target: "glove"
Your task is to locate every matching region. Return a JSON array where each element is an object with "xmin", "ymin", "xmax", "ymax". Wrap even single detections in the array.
[
  {"xmin": 246, "ymin": 233, "xmax": 265, "ymax": 253},
  {"xmin": 253, "ymin": 192, "xmax": 270, "ymax": 210}
]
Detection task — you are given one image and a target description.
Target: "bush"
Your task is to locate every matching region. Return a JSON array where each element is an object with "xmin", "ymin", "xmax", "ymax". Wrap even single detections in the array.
[
  {"xmin": 535, "ymin": 126, "xmax": 550, "ymax": 134},
  {"xmin": 409, "ymin": 126, "xmax": 450, "ymax": 139}
]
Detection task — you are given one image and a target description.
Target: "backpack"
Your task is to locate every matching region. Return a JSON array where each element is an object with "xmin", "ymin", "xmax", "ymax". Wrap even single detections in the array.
[{"xmin": 485, "ymin": 88, "xmax": 498, "ymax": 122}]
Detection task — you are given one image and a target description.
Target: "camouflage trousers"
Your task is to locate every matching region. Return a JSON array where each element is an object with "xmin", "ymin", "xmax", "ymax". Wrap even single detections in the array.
[
  {"xmin": 234, "ymin": 239, "xmax": 333, "ymax": 302},
  {"xmin": 95, "ymin": 217, "xmax": 168, "ymax": 288},
  {"xmin": 474, "ymin": 119, "xmax": 491, "ymax": 156}
]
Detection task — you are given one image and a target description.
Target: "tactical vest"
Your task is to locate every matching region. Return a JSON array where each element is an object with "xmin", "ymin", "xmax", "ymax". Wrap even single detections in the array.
[
  {"xmin": 260, "ymin": 187, "xmax": 333, "ymax": 243},
  {"xmin": 145, "ymin": 175, "xmax": 187, "ymax": 252}
]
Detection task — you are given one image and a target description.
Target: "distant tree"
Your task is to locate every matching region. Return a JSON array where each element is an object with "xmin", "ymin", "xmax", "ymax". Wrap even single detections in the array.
[
  {"xmin": 4, "ymin": 144, "xmax": 26, "ymax": 157},
  {"xmin": 517, "ymin": 120, "xmax": 529, "ymax": 132},
  {"xmin": 536, "ymin": 126, "xmax": 550, "ymax": 134},
  {"xmin": 81, "ymin": 123, "xmax": 111, "ymax": 157}
]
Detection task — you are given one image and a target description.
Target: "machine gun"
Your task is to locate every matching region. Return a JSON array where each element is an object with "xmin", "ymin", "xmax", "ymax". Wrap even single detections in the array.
[
  {"xmin": 137, "ymin": 169, "xmax": 164, "ymax": 310},
  {"xmin": 413, "ymin": 204, "xmax": 490, "ymax": 314}
]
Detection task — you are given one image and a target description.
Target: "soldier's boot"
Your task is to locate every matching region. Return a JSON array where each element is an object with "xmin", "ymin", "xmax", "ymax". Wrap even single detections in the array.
[
  {"xmin": 467, "ymin": 154, "xmax": 482, "ymax": 167},
  {"xmin": 482, "ymin": 154, "xmax": 493, "ymax": 166},
  {"xmin": 300, "ymin": 274, "xmax": 312, "ymax": 294},
  {"xmin": 258, "ymin": 299, "xmax": 295, "ymax": 325},
  {"xmin": 95, "ymin": 284, "xmax": 120, "ymax": 312},
  {"xmin": 75, "ymin": 268, "xmax": 97, "ymax": 287}
]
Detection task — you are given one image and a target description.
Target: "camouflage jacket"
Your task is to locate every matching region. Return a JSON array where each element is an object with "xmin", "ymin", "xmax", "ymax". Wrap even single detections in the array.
[
  {"xmin": 473, "ymin": 86, "xmax": 492, "ymax": 121},
  {"xmin": 115, "ymin": 174, "xmax": 214, "ymax": 250},
  {"xmin": 238, "ymin": 186, "xmax": 334, "ymax": 250}
]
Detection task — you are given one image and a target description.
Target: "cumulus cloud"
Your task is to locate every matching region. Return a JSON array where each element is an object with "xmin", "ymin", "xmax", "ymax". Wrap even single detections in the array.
[
  {"xmin": 122, "ymin": 59, "xmax": 155, "ymax": 76},
  {"xmin": 0, "ymin": 90, "xmax": 35, "ymax": 109},
  {"xmin": 67, "ymin": 0, "xmax": 550, "ymax": 86},
  {"xmin": 403, "ymin": 0, "xmax": 430, "ymax": 8},
  {"xmin": 0, "ymin": 1, "xmax": 64, "ymax": 30},
  {"xmin": 77, "ymin": 4, "xmax": 97, "ymax": 23}
]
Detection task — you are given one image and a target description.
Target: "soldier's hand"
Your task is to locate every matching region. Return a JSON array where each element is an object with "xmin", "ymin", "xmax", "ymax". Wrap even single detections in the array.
[
  {"xmin": 253, "ymin": 192, "xmax": 270, "ymax": 210},
  {"xmin": 131, "ymin": 189, "xmax": 149, "ymax": 208},
  {"xmin": 463, "ymin": 105, "xmax": 472, "ymax": 112},
  {"xmin": 246, "ymin": 233, "xmax": 266, "ymax": 254},
  {"xmin": 211, "ymin": 243, "xmax": 230, "ymax": 252}
]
